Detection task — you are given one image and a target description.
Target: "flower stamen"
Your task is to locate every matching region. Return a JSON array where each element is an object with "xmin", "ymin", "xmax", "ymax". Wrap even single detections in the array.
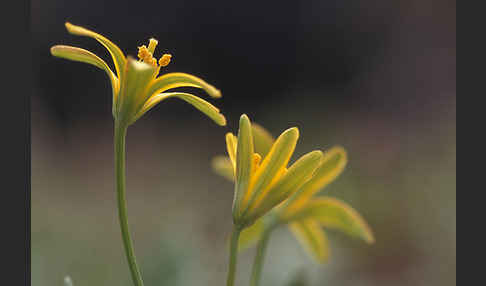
[
  {"xmin": 137, "ymin": 45, "xmax": 157, "ymax": 66},
  {"xmin": 159, "ymin": 54, "xmax": 172, "ymax": 67},
  {"xmin": 147, "ymin": 38, "xmax": 158, "ymax": 54},
  {"xmin": 138, "ymin": 39, "xmax": 171, "ymax": 68}
]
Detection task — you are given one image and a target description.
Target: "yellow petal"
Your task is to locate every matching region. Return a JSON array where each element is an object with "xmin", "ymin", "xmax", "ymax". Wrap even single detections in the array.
[
  {"xmin": 211, "ymin": 156, "xmax": 235, "ymax": 182},
  {"xmin": 286, "ymin": 146, "xmax": 347, "ymax": 213},
  {"xmin": 252, "ymin": 123, "xmax": 275, "ymax": 158},
  {"xmin": 289, "ymin": 219, "xmax": 330, "ymax": 263},
  {"xmin": 238, "ymin": 217, "xmax": 265, "ymax": 252},
  {"xmin": 117, "ymin": 58, "xmax": 158, "ymax": 124},
  {"xmin": 65, "ymin": 22, "xmax": 126, "ymax": 80},
  {"xmin": 287, "ymin": 197, "xmax": 375, "ymax": 244},
  {"xmin": 145, "ymin": 72, "xmax": 222, "ymax": 101},
  {"xmin": 233, "ymin": 114, "xmax": 255, "ymax": 222},
  {"xmin": 50, "ymin": 45, "xmax": 118, "ymax": 96},
  {"xmin": 240, "ymin": 127, "xmax": 299, "ymax": 218},
  {"xmin": 248, "ymin": 150, "xmax": 323, "ymax": 221},
  {"xmin": 133, "ymin": 92, "xmax": 226, "ymax": 126},
  {"xmin": 225, "ymin": 133, "xmax": 237, "ymax": 169}
]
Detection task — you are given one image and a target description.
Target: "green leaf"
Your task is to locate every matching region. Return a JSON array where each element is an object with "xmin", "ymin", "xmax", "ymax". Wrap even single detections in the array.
[
  {"xmin": 212, "ymin": 156, "xmax": 235, "ymax": 182},
  {"xmin": 288, "ymin": 197, "xmax": 374, "ymax": 244},
  {"xmin": 289, "ymin": 219, "xmax": 330, "ymax": 263},
  {"xmin": 233, "ymin": 114, "xmax": 255, "ymax": 222},
  {"xmin": 65, "ymin": 22, "xmax": 126, "ymax": 80},
  {"xmin": 145, "ymin": 72, "xmax": 222, "ymax": 101},
  {"xmin": 252, "ymin": 123, "xmax": 275, "ymax": 158},
  {"xmin": 248, "ymin": 150, "xmax": 323, "ymax": 221}
]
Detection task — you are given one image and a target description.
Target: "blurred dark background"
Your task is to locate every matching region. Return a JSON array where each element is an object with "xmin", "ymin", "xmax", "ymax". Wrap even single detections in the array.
[{"xmin": 31, "ymin": 0, "xmax": 456, "ymax": 285}]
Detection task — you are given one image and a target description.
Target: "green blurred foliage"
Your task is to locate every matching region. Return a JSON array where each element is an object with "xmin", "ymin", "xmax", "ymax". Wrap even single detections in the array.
[{"xmin": 32, "ymin": 90, "xmax": 455, "ymax": 286}]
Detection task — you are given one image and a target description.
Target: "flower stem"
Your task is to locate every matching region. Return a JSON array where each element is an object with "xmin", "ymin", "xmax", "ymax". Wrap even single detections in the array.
[
  {"xmin": 249, "ymin": 230, "xmax": 271, "ymax": 286},
  {"xmin": 226, "ymin": 225, "xmax": 242, "ymax": 286},
  {"xmin": 115, "ymin": 123, "xmax": 144, "ymax": 286}
]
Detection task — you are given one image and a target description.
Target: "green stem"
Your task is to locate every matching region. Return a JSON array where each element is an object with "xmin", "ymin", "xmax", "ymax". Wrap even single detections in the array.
[
  {"xmin": 226, "ymin": 225, "xmax": 242, "ymax": 286},
  {"xmin": 115, "ymin": 123, "xmax": 145, "ymax": 286},
  {"xmin": 250, "ymin": 229, "xmax": 272, "ymax": 286}
]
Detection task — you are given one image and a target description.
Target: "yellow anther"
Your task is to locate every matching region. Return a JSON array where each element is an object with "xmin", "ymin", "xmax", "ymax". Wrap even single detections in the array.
[
  {"xmin": 137, "ymin": 45, "xmax": 158, "ymax": 67},
  {"xmin": 137, "ymin": 45, "xmax": 151, "ymax": 61},
  {"xmin": 150, "ymin": 57, "xmax": 157, "ymax": 67},
  {"xmin": 158, "ymin": 54, "xmax": 172, "ymax": 67},
  {"xmin": 147, "ymin": 38, "xmax": 158, "ymax": 54}
]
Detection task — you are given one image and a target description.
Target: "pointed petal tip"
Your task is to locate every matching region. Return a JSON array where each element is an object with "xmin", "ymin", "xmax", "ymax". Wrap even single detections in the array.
[
  {"xmin": 49, "ymin": 45, "xmax": 80, "ymax": 56},
  {"xmin": 205, "ymin": 83, "xmax": 222, "ymax": 98},
  {"xmin": 283, "ymin": 127, "xmax": 299, "ymax": 140},
  {"xmin": 217, "ymin": 114, "xmax": 227, "ymax": 126},
  {"xmin": 49, "ymin": 45, "xmax": 59, "ymax": 56},
  {"xmin": 310, "ymin": 150, "xmax": 324, "ymax": 158},
  {"xmin": 365, "ymin": 230, "xmax": 376, "ymax": 244},
  {"xmin": 307, "ymin": 150, "xmax": 324, "ymax": 165},
  {"xmin": 239, "ymin": 114, "xmax": 252, "ymax": 127},
  {"xmin": 213, "ymin": 88, "xmax": 222, "ymax": 98},
  {"xmin": 328, "ymin": 145, "xmax": 347, "ymax": 157},
  {"xmin": 323, "ymin": 145, "xmax": 348, "ymax": 169},
  {"xmin": 64, "ymin": 22, "xmax": 79, "ymax": 34},
  {"xmin": 64, "ymin": 22, "xmax": 95, "ymax": 37}
]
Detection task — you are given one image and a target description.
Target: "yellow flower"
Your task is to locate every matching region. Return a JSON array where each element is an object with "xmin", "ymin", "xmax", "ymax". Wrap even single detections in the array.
[
  {"xmin": 219, "ymin": 114, "xmax": 324, "ymax": 228},
  {"xmin": 213, "ymin": 123, "xmax": 374, "ymax": 262},
  {"xmin": 50, "ymin": 23, "xmax": 226, "ymax": 127}
]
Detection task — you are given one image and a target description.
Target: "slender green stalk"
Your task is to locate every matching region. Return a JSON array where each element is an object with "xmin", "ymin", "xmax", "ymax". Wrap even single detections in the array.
[
  {"xmin": 250, "ymin": 230, "xmax": 272, "ymax": 286},
  {"xmin": 226, "ymin": 225, "xmax": 242, "ymax": 286},
  {"xmin": 115, "ymin": 123, "xmax": 144, "ymax": 286}
]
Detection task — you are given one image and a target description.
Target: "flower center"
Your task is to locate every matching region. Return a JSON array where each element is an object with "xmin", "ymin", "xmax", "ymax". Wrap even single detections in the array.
[{"xmin": 137, "ymin": 38, "xmax": 172, "ymax": 68}]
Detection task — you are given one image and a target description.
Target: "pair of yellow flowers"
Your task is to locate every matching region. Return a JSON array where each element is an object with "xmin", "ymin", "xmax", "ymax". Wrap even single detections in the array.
[{"xmin": 51, "ymin": 23, "xmax": 374, "ymax": 263}]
